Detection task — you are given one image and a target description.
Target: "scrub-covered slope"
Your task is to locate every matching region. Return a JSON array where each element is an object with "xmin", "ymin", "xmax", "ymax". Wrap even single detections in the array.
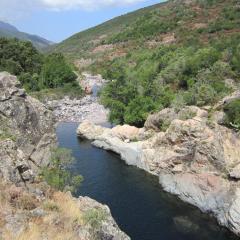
[{"xmin": 53, "ymin": 0, "xmax": 240, "ymax": 127}]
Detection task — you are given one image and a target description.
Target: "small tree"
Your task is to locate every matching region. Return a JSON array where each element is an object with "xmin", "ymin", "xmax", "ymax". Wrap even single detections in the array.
[
  {"xmin": 41, "ymin": 148, "xmax": 83, "ymax": 193},
  {"xmin": 224, "ymin": 99, "xmax": 240, "ymax": 131}
]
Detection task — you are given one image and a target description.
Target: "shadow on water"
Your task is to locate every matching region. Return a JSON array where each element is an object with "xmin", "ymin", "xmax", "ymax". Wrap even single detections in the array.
[{"xmin": 56, "ymin": 122, "xmax": 239, "ymax": 240}]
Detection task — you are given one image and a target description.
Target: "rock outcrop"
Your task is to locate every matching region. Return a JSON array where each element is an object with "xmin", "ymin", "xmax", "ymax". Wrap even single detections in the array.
[
  {"xmin": 77, "ymin": 104, "xmax": 240, "ymax": 236},
  {"xmin": 0, "ymin": 72, "xmax": 56, "ymax": 184}
]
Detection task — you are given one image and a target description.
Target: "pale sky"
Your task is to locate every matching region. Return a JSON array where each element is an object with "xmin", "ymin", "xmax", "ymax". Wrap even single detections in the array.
[{"xmin": 0, "ymin": 0, "xmax": 164, "ymax": 42}]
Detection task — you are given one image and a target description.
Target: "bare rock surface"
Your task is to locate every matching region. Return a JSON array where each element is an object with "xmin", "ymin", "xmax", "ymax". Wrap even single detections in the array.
[
  {"xmin": 77, "ymin": 103, "xmax": 240, "ymax": 236},
  {"xmin": 0, "ymin": 72, "xmax": 56, "ymax": 184}
]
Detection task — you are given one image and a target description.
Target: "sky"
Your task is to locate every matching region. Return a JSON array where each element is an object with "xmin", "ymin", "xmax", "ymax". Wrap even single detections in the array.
[{"xmin": 0, "ymin": 0, "xmax": 164, "ymax": 43}]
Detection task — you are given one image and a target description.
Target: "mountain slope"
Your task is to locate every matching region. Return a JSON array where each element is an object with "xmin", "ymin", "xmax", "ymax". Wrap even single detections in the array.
[
  {"xmin": 50, "ymin": 1, "xmax": 167, "ymax": 60},
  {"xmin": 53, "ymin": 0, "xmax": 240, "ymax": 127},
  {"xmin": 53, "ymin": 0, "xmax": 239, "ymax": 63},
  {"xmin": 0, "ymin": 21, "xmax": 53, "ymax": 50}
]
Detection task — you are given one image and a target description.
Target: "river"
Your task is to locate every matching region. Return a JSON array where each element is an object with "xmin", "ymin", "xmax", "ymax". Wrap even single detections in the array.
[{"xmin": 56, "ymin": 122, "xmax": 238, "ymax": 240}]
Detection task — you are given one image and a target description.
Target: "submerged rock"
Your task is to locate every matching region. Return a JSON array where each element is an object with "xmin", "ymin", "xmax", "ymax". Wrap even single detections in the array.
[
  {"xmin": 77, "ymin": 104, "xmax": 240, "ymax": 236},
  {"xmin": 173, "ymin": 216, "xmax": 200, "ymax": 234}
]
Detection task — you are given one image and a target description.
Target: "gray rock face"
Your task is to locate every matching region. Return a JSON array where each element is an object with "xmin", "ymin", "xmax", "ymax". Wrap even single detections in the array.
[
  {"xmin": 0, "ymin": 72, "xmax": 56, "ymax": 183},
  {"xmin": 77, "ymin": 104, "xmax": 240, "ymax": 236}
]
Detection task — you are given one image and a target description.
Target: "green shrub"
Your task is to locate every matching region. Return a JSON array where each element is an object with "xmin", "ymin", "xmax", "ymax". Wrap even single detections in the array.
[
  {"xmin": 223, "ymin": 99, "xmax": 240, "ymax": 130},
  {"xmin": 41, "ymin": 148, "xmax": 83, "ymax": 193},
  {"xmin": 124, "ymin": 96, "xmax": 159, "ymax": 127},
  {"xmin": 0, "ymin": 38, "xmax": 80, "ymax": 94},
  {"xmin": 83, "ymin": 208, "xmax": 107, "ymax": 228}
]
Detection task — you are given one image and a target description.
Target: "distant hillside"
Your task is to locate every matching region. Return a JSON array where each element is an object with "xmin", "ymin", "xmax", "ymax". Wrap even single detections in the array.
[
  {"xmin": 52, "ymin": 0, "xmax": 239, "ymax": 63},
  {"xmin": 52, "ymin": 0, "xmax": 240, "ymax": 127},
  {"xmin": 50, "ymin": 1, "xmax": 167, "ymax": 60},
  {"xmin": 0, "ymin": 21, "xmax": 53, "ymax": 50}
]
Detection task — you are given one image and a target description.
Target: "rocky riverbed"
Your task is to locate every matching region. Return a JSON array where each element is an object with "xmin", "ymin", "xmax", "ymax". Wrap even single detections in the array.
[{"xmin": 47, "ymin": 73, "xmax": 109, "ymax": 124}]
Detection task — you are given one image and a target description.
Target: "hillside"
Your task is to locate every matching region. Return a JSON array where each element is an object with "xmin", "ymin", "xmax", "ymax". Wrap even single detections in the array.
[
  {"xmin": 53, "ymin": 0, "xmax": 240, "ymax": 127},
  {"xmin": 50, "ymin": 1, "xmax": 167, "ymax": 61},
  {"xmin": 0, "ymin": 21, "xmax": 53, "ymax": 50}
]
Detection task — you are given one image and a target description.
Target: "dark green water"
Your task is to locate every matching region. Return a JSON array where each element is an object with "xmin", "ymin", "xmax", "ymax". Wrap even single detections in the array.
[{"xmin": 56, "ymin": 122, "xmax": 239, "ymax": 240}]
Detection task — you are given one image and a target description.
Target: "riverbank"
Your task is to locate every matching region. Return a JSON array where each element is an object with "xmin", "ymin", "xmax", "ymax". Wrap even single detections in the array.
[{"xmin": 77, "ymin": 98, "xmax": 240, "ymax": 237}]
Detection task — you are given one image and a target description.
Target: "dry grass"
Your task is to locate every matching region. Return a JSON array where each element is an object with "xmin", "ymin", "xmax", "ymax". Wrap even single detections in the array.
[
  {"xmin": 52, "ymin": 192, "xmax": 83, "ymax": 225},
  {"xmin": 0, "ymin": 178, "xmax": 88, "ymax": 240}
]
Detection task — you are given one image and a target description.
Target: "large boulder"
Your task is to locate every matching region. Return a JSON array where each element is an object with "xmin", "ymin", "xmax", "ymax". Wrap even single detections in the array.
[
  {"xmin": 0, "ymin": 72, "xmax": 56, "ymax": 184},
  {"xmin": 111, "ymin": 125, "xmax": 140, "ymax": 141}
]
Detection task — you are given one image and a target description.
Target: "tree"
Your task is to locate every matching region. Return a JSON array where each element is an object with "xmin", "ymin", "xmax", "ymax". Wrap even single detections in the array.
[
  {"xmin": 40, "ymin": 53, "xmax": 77, "ymax": 89},
  {"xmin": 224, "ymin": 99, "xmax": 240, "ymax": 130}
]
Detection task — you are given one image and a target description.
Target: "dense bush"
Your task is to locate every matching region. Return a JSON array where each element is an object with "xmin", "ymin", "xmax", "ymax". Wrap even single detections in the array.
[
  {"xmin": 0, "ymin": 38, "xmax": 42, "ymax": 75},
  {"xmin": 40, "ymin": 53, "xmax": 77, "ymax": 89}
]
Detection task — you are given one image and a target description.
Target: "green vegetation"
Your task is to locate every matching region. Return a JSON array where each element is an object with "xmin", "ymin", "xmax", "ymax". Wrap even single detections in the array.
[
  {"xmin": 99, "ymin": 36, "xmax": 238, "ymax": 125},
  {"xmin": 0, "ymin": 38, "xmax": 83, "ymax": 98},
  {"xmin": 224, "ymin": 99, "xmax": 240, "ymax": 131},
  {"xmin": 83, "ymin": 208, "xmax": 107, "ymax": 239},
  {"xmin": 50, "ymin": 2, "xmax": 166, "ymax": 59},
  {"xmin": 41, "ymin": 148, "xmax": 83, "ymax": 193}
]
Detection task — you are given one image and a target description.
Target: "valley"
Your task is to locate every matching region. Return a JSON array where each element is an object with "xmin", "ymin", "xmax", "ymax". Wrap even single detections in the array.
[{"xmin": 0, "ymin": 0, "xmax": 240, "ymax": 239}]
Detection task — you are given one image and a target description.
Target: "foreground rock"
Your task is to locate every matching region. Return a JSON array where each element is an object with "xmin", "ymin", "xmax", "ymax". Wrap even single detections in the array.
[
  {"xmin": 0, "ymin": 72, "xmax": 56, "ymax": 184},
  {"xmin": 77, "ymin": 104, "xmax": 240, "ymax": 236},
  {"xmin": 0, "ymin": 180, "xmax": 130, "ymax": 240}
]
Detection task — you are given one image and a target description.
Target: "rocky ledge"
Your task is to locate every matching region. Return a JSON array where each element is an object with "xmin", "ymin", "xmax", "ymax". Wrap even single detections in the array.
[{"xmin": 77, "ymin": 96, "xmax": 240, "ymax": 236}]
